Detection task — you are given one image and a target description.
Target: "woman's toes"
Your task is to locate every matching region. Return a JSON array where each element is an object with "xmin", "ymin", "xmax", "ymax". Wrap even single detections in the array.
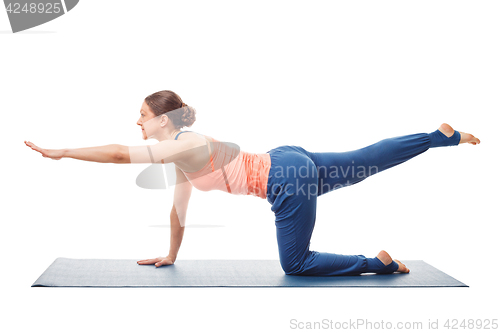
[
  {"xmin": 459, "ymin": 132, "xmax": 481, "ymax": 145},
  {"xmin": 394, "ymin": 259, "xmax": 410, "ymax": 273},
  {"xmin": 376, "ymin": 250, "xmax": 393, "ymax": 266},
  {"xmin": 438, "ymin": 123, "xmax": 455, "ymax": 138}
]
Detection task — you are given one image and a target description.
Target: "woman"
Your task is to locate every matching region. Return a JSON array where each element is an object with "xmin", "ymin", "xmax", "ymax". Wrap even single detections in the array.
[{"xmin": 24, "ymin": 90, "xmax": 481, "ymax": 276}]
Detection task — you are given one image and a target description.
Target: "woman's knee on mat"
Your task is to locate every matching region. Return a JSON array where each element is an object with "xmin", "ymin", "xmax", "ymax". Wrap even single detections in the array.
[{"xmin": 280, "ymin": 251, "xmax": 367, "ymax": 276}]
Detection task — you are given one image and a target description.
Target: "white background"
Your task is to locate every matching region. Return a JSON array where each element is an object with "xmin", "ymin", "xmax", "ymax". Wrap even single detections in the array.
[{"xmin": 1, "ymin": 1, "xmax": 499, "ymax": 332}]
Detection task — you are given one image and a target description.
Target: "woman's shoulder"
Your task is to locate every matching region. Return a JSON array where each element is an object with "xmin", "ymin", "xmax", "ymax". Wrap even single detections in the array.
[{"xmin": 176, "ymin": 131, "xmax": 210, "ymax": 141}]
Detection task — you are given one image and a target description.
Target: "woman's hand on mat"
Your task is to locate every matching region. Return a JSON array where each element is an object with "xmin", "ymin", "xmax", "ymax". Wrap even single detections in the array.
[
  {"xmin": 137, "ymin": 256, "xmax": 175, "ymax": 267},
  {"xmin": 25, "ymin": 141, "xmax": 64, "ymax": 160}
]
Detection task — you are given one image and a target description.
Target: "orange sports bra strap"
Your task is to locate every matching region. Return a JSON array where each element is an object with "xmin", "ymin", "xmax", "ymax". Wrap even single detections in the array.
[
  {"xmin": 205, "ymin": 136, "xmax": 215, "ymax": 172},
  {"xmin": 221, "ymin": 167, "xmax": 232, "ymax": 193}
]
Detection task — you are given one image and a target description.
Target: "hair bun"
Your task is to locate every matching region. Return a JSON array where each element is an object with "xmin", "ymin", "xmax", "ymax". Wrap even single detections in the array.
[{"xmin": 180, "ymin": 105, "xmax": 196, "ymax": 128}]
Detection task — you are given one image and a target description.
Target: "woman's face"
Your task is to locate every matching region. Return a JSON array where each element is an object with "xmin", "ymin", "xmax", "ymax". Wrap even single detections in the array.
[{"xmin": 137, "ymin": 101, "xmax": 161, "ymax": 140}]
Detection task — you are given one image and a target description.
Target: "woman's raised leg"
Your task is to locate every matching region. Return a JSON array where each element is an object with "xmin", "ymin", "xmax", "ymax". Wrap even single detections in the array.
[{"xmin": 304, "ymin": 123, "xmax": 479, "ymax": 196}]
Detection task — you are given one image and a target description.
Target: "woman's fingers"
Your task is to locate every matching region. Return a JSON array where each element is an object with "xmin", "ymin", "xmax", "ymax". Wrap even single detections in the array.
[
  {"xmin": 156, "ymin": 258, "xmax": 174, "ymax": 267},
  {"xmin": 25, "ymin": 141, "xmax": 60, "ymax": 159},
  {"xmin": 25, "ymin": 141, "xmax": 37, "ymax": 148},
  {"xmin": 137, "ymin": 257, "xmax": 174, "ymax": 267},
  {"xmin": 155, "ymin": 259, "xmax": 168, "ymax": 267},
  {"xmin": 137, "ymin": 259, "xmax": 155, "ymax": 265},
  {"xmin": 26, "ymin": 141, "xmax": 43, "ymax": 153},
  {"xmin": 137, "ymin": 258, "xmax": 161, "ymax": 265},
  {"xmin": 25, "ymin": 141, "xmax": 43, "ymax": 154}
]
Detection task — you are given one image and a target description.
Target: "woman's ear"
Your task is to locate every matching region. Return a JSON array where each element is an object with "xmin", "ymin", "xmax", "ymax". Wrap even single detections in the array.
[{"xmin": 159, "ymin": 114, "xmax": 170, "ymax": 128}]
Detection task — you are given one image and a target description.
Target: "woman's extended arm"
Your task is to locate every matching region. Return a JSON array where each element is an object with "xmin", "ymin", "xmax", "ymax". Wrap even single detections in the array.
[
  {"xmin": 25, "ymin": 141, "xmax": 126, "ymax": 163},
  {"xmin": 64, "ymin": 144, "xmax": 125, "ymax": 163},
  {"xmin": 25, "ymin": 139, "xmax": 205, "ymax": 164}
]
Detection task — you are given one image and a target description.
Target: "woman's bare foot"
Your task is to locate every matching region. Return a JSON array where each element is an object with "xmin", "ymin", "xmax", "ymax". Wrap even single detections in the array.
[
  {"xmin": 438, "ymin": 123, "xmax": 480, "ymax": 145},
  {"xmin": 377, "ymin": 250, "xmax": 410, "ymax": 273}
]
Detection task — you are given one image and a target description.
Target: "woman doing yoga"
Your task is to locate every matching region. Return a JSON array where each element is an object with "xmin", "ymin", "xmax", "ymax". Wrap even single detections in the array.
[{"xmin": 25, "ymin": 90, "xmax": 481, "ymax": 276}]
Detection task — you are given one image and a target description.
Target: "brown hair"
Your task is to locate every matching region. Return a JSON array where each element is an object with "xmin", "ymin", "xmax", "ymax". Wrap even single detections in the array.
[{"xmin": 144, "ymin": 90, "xmax": 196, "ymax": 129}]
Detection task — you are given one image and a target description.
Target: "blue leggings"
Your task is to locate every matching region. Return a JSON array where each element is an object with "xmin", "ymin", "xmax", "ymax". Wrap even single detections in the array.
[{"xmin": 265, "ymin": 129, "xmax": 461, "ymax": 276}]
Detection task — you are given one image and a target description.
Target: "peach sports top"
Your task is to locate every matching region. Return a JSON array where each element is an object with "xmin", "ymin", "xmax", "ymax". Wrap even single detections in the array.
[{"xmin": 175, "ymin": 131, "xmax": 271, "ymax": 199}]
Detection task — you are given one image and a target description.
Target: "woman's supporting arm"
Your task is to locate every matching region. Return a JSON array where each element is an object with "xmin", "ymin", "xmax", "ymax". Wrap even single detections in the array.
[
  {"xmin": 167, "ymin": 166, "xmax": 193, "ymax": 261},
  {"xmin": 168, "ymin": 204, "xmax": 186, "ymax": 262},
  {"xmin": 137, "ymin": 166, "xmax": 193, "ymax": 267},
  {"xmin": 137, "ymin": 204, "xmax": 186, "ymax": 268}
]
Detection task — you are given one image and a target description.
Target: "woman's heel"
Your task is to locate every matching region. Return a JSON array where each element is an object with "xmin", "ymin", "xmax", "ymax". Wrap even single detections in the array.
[{"xmin": 428, "ymin": 129, "xmax": 461, "ymax": 148}]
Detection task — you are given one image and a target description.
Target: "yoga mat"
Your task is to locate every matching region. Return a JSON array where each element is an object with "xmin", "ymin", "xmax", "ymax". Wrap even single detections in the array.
[{"xmin": 32, "ymin": 258, "xmax": 468, "ymax": 288}]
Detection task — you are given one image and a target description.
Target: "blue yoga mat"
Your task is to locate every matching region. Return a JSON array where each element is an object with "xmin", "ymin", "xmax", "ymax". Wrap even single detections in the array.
[{"xmin": 32, "ymin": 258, "xmax": 467, "ymax": 288}]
